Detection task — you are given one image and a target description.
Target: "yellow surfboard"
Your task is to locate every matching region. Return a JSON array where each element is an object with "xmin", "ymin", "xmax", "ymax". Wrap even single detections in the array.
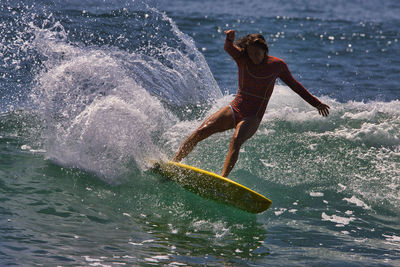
[{"xmin": 153, "ymin": 161, "xmax": 272, "ymax": 213}]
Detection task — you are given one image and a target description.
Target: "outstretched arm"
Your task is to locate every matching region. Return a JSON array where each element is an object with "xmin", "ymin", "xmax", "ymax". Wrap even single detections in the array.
[{"xmin": 279, "ymin": 61, "xmax": 330, "ymax": 117}]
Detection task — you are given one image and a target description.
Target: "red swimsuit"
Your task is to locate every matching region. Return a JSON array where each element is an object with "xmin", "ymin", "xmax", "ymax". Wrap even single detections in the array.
[{"xmin": 224, "ymin": 38, "xmax": 321, "ymax": 124}]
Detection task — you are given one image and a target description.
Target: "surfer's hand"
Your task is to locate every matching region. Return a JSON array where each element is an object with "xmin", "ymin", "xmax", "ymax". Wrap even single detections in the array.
[
  {"xmin": 224, "ymin": 30, "xmax": 235, "ymax": 42},
  {"xmin": 317, "ymin": 103, "xmax": 330, "ymax": 117}
]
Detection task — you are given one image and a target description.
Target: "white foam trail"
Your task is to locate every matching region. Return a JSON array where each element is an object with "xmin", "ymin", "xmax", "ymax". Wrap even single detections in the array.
[
  {"xmin": 28, "ymin": 8, "xmax": 222, "ymax": 181},
  {"xmin": 32, "ymin": 45, "xmax": 173, "ymax": 181},
  {"xmin": 330, "ymin": 122, "xmax": 399, "ymax": 146},
  {"xmin": 265, "ymin": 85, "xmax": 400, "ymax": 148}
]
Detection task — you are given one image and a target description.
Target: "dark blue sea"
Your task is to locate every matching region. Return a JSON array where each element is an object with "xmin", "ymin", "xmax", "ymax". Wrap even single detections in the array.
[{"xmin": 1, "ymin": 0, "xmax": 399, "ymax": 266}]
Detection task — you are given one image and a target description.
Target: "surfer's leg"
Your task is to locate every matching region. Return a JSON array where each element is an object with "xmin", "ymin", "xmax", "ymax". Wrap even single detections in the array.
[
  {"xmin": 172, "ymin": 106, "xmax": 235, "ymax": 162},
  {"xmin": 221, "ymin": 116, "xmax": 260, "ymax": 177}
]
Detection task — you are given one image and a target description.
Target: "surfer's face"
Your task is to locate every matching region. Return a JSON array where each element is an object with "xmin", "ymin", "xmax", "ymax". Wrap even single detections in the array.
[{"xmin": 247, "ymin": 45, "xmax": 266, "ymax": 64}]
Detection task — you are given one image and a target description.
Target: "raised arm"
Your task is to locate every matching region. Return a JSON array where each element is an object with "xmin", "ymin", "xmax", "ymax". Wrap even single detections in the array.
[
  {"xmin": 224, "ymin": 30, "xmax": 243, "ymax": 62},
  {"xmin": 279, "ymin": 60, "xmax": 330, "ymax": 116}
]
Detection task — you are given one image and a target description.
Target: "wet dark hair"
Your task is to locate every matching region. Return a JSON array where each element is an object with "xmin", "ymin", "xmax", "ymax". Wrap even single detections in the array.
[{"xmin": 235, "ymin": 33, "xmax": 269, "ymax": 55}]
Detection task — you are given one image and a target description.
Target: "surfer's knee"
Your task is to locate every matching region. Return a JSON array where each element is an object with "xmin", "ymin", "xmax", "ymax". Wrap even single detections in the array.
[
  {"xmin": 196, "ymin": 118, "xmax": 223, "ymax": 138},
  {"xmin": 230, "ymin": 122, "xmax": 258, "ymax": 150},
  {"xmin": 230, "ymin": 133, "xmax": 246, "ymax": 151},
  {"xmin": 193, "ymin": 125, "xmax": 213, "ymax": 141}
]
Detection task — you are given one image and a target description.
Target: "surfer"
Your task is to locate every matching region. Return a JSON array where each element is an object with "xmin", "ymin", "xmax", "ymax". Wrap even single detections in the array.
[{"xmin": 172, "ymin": 29, "xmax": 330, "ymax": 177}]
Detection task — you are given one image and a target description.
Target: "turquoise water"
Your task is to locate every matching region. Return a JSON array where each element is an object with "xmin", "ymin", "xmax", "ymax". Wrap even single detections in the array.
[{"xmin": 1, "ymin": 0, "xmax": 400, "ymax": 266}]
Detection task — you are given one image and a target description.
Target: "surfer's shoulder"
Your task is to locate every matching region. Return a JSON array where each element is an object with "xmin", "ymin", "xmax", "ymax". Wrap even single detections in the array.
[
  {"xmin": 267, "ymin": 55, "xmax": 285, "ymax": 64},
  {"xmin": 266, "ymin": 56, "xmax": 287, "ymax": 71}
]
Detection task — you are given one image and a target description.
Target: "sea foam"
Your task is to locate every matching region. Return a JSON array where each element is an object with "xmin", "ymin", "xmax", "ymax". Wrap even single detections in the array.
[{"xmin": 28, "ymin": 7, "xmax": 222, "ymax": 182}]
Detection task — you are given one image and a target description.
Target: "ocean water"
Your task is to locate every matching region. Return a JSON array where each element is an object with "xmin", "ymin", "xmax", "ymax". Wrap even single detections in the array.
[{"xmin": 1, "ymin": 0, "xmax": 399, "ymax": 266}]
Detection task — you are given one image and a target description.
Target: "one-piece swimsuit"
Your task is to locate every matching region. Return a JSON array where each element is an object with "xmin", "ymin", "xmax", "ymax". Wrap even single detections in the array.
[{"xmin": 224, "ymin": 37, "xmax": 322, "ymax": 125}]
